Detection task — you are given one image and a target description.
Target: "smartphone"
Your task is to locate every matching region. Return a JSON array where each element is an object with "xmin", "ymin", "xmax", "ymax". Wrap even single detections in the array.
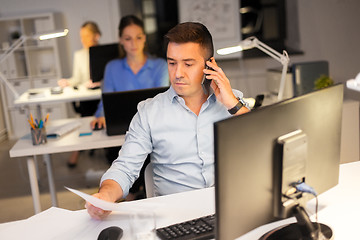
[{"xmin": 201, "ymin": 58, "xmax": 214, "ymax": 95}]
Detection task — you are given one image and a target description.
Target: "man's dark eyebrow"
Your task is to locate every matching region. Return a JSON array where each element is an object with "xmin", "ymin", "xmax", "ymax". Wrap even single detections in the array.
[{"xmin": 166, "ymin": 58, "xmax": 196, "ymax": 62}]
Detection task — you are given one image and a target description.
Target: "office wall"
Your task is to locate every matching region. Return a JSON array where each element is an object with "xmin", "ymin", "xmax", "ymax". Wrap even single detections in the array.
[
  {"xmin": 1, "ymin": 0, "xmax": 359, "ymax": 96},
  {"xmin": 220, "ymin": 0, "xmax": 360, "ymax": 98},
  {"xmin": 0, "ymin": 0, "xmax": 120, "ymax": 77}
]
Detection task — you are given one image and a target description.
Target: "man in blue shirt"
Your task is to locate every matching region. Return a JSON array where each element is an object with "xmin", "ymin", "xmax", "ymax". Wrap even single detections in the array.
[{"xmin": 86, "ymin": 22, "xmax": 250, "ymax": 220}]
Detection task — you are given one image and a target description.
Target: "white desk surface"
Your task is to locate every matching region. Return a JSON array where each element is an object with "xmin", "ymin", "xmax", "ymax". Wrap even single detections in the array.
[
  {"xmin": 0, "ymin": 162, "xmax": 359, "ymax": 240},
  {"xmin": 13, "ymin": 85, "xmax": 101, "ymax": 106},
  {"xmin": 9, "ymin": 117, "xmax": 125, "ymax": 214},
  {"xmin": 0, "ymin": 187, "xmax": 215, "ymax": 240},
  {"xmin": 9, "ymin": 117, "xmax": 124, "ymax": 157}
]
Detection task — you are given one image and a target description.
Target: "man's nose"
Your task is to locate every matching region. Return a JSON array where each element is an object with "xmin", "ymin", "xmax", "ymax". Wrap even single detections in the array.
[{"xmin": 175, "ymin": 65, "xmax": 184, "ymax": 79}]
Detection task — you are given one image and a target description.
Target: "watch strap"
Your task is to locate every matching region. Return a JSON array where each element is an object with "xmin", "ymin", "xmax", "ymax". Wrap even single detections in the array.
[{"xmin": 228, "ymin": 98, "xmax": 244, "ymax": 115}]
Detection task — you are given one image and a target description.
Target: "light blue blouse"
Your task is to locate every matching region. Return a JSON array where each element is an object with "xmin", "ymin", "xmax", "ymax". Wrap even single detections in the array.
[{"xmin": 94, "ymin": 56, "xmax": 169, "ymax": 117}]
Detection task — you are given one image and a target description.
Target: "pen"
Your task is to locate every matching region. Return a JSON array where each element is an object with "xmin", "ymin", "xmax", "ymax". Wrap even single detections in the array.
[
  {"xmin": 35, "ymin": 119, "xmax": 39, "ymax": 127},
  {"xmin": 30, "ymin": 113, "xmax": 35, "ymax": 126},
  {"xmin": 39, "ymin": 120, "xmax": 43, "ymax": 129},
  {"xmin": 28, "ymin": 119, "xmax": 36, "ymax": 130},
  {"xmin": 45, "ymin": 113, "xmax": 50, "ymax": 124}
]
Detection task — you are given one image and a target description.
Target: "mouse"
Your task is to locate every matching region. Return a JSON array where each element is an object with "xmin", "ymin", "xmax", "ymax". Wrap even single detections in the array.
[
  {"xmin": 97, "ymin": 226, "xmax": 123, "ymax": 240},
  {"xmin": 93, "ymin": 123, "xmax": 104, "ymax": 131}
]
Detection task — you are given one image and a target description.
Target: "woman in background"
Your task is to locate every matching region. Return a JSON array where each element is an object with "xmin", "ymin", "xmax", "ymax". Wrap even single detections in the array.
[
  {"xmin": 58, "ymin": 21, "xmax": 102, "ymax": 90},
  {"xmin": 91, "ymin": 15, "xmax": 169, "ymax": 129},
  {"xmin": 58, "ymin": 21, "xmax": 102, "ymax": 167},
  {"xmin": 91, "ymin": 15, "xmax": 169, "ymax": 200}
]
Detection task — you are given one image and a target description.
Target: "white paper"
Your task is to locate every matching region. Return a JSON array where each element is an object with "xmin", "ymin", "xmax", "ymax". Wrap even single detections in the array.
[
  {"xmin": 65, "ymin": 187, "xmax": 125, "ymax": 211},
  {"xmin": 65, "ymin": 187, "xmax": 161, "ymax": 212}
]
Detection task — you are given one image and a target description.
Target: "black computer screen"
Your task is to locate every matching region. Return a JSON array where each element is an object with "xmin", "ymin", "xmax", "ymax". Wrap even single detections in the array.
[
  {"xmin": 102, "ymin": 87, "xmax": 169, "ymax": 136},
  {"xmin": 89, "ymin": 43, "xmax": 119, "ymax": 82},
  {"xmin": 214, "ymin": 84, "xmax": 343, "ymax": 240}
]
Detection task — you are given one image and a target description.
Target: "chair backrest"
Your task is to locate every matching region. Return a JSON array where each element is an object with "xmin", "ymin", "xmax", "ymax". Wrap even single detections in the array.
[{"xmin": 144, "ymin": 162, "xmax": 155, "ymax": 198}]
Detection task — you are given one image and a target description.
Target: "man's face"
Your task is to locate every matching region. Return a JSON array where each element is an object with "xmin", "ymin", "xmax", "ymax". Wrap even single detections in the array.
[{"xmin": 167, "ymin": 42, "xmax": 206, "ymax": 99}]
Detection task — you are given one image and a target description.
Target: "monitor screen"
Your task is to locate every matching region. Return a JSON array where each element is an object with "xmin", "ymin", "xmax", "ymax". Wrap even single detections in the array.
[
  {"xmin": 214, "ymin": 84, "xmax": 343, "ymax": 240},
  {"xmin": 292, "ymin": 61, "xmax": 329, "ymax": 96},
  {"xmin": 102, "ymin": 87, "xmax": 169, "ymax": 136},
  {"xmin": 89, "ymin": 43, "xmax": 119, "ymax": 82}
]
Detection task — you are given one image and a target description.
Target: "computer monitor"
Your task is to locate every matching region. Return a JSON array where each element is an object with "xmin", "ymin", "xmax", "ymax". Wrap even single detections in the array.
[
  {"xmin": 292, "ymin": 61, "xmax": 329, "ymax": 96},
  {"xmin": 102, "ymin": 87, "xmax": 169, "ymax": 136},
  {"xmin": 89, "ymin": 43, "xmax": 119, "ymax": 83},
  {"xmin": 214, "ymin": 84, "xmax": 343, "ymax": 240}
]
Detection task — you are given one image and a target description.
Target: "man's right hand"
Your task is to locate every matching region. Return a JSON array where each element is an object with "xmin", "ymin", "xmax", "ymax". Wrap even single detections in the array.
[
  {"xmin": 86, "ymin": 180, "xmax": 124, "ymax": 220},
  {"xmin": 85, "ymin": 193, "xmax": 112, "ymax": 220},
  {"xmin": 90, "ymin": 117, "xmax": 106, "ymax": 130}
]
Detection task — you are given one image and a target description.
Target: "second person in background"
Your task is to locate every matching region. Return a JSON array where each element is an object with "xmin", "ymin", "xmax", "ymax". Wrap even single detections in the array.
[
  {"xmin": 91, "ymin": 15, "xmax": 169, "ymax": 129},
  {"xmin": 58, "ymin": 21, "xmax": 102, "ymax": 168},
  {"xmin": 91, "ymin": 15, "xmax": 169, "ymax": 200}
]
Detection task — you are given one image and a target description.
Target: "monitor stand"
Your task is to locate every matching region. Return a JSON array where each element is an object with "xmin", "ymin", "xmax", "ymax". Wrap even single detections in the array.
[{"xmin": 259, "ymin": 205, "xmax": 333, "ymax": 240}]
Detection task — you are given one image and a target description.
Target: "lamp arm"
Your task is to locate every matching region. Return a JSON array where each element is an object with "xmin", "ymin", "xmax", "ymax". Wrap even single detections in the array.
[
  {"xmin": 277, "ymin": 61, "xmax": 289, "ymax": 101},
  {"xmin": 0, "ymin": 72, "xmax": 20, "ymax": 99},
  {"xmin": 0, "ymin": 35, "xmax": 27, "ymax": 65},
  {"xmin": 0, "ymin": 36, "xmax": 26, "ymax": 99},
  {"xmin": 251, "ymin": 37, "xmax": 289, "ymax": 65},
  {"xmin": 248, "ymin": 37, "xmax": 290, "ymax": 101}
]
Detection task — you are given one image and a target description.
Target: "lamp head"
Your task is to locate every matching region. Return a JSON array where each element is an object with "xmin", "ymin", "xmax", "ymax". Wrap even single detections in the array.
[
  {"xmin": 36, "ymin": 29, "xmax": 69, "ymax": 41},
  {"xmin": 217, "ymin": 36, "xmax": 257, "ymax": 55}
]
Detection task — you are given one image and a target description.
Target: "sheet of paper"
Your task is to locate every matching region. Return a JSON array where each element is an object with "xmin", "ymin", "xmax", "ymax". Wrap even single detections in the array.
[
  {"xmin": 65, "ymin": 187, "xmax": 162, "ymax": 212},
  {"xmin": 65, "ymin": 187, "xmax": 125, "ymax": 211}
]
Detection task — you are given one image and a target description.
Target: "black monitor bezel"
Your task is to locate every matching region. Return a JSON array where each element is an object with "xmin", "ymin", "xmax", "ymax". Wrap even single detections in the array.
[{"xmin": 214, "ymin": 84, "xmax": 343, "ymax": 239}]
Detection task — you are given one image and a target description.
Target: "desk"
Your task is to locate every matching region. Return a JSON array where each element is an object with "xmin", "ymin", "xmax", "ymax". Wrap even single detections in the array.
[
  {"xmin": 9, "ymin": 117, "xmax": 125, "ymax": 214},
  {"xmin": 14, "ymin": 85, "xmax": 101, "ymax": 107},
  {"xmin": 0, "ymin": 162, "xmax": 359, "ymax": 239},
  {"xmin": 4, "ymin": 85, "xmax": 101, "ymax": 139}
]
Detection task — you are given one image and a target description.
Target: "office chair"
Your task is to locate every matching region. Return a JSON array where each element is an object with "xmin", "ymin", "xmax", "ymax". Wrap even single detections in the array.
[{"xmin": 144, "ymin": 162, "xmax": 155, "ymax": 198}]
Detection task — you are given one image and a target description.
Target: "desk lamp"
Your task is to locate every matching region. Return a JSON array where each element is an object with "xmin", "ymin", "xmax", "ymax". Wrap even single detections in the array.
[
  {"xmin": 0, "ymin": 29, "xmax": 69, "ymax": 99},
  {"xmin": 217, "ymin": 36, "xmax": 290, "ymax": 101}
]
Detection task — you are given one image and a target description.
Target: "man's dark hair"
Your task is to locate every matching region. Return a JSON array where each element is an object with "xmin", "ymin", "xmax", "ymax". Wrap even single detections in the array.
[{"xmin": 164, "ymin": 22, "xmax": 214, "ymax": 60}]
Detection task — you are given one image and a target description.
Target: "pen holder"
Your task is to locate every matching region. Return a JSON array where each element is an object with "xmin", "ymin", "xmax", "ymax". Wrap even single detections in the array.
[{"xmin": 31, "ymin": 128, "xmax": 47, "ymax": 145}]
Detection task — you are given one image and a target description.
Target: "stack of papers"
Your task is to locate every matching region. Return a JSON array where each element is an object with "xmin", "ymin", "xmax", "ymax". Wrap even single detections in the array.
[{"xmin": 47, "ymin": 121, "xmax": 82, "ymax": 138}]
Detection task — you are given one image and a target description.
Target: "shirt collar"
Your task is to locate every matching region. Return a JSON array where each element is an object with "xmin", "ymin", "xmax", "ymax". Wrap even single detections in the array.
[{"xmin": 167, "ymin": 86, "xmax": 178, "ymax": 103}]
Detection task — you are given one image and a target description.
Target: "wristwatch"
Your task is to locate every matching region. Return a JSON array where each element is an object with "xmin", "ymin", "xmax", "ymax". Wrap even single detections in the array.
[{"xmin": 228, "ymin": 97, "xmax": 246, "ymax": 115}]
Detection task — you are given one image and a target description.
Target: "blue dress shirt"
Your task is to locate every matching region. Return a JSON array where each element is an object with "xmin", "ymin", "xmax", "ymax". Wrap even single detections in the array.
[
  {"xmin": 101, "ymin": 86, "xmax": 244, "ymax": 197},
  {"xmin": 95, "ymin": 56, "xmax": 169, "ymax": 117}
]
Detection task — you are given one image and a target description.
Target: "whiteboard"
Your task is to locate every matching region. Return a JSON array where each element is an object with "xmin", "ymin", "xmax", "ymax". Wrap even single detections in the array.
[{"xmin": 178, "ymin": 0, "xmax": 242, "ymax": 59}]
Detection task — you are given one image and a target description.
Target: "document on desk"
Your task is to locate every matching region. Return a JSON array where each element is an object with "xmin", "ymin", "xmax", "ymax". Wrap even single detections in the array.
[
  {"xmin": 65, "ymin": 187, "xmax": 161, "ymax": 212},
  {"xmin": 47, "ymin": 121, "xmax": 82, "ymax": 138}
]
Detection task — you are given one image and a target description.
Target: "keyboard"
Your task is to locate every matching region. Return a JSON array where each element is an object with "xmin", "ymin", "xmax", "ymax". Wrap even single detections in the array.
[{"xmin": 156, "ymin": 214, "xmax": 215, "ymax": 240}]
